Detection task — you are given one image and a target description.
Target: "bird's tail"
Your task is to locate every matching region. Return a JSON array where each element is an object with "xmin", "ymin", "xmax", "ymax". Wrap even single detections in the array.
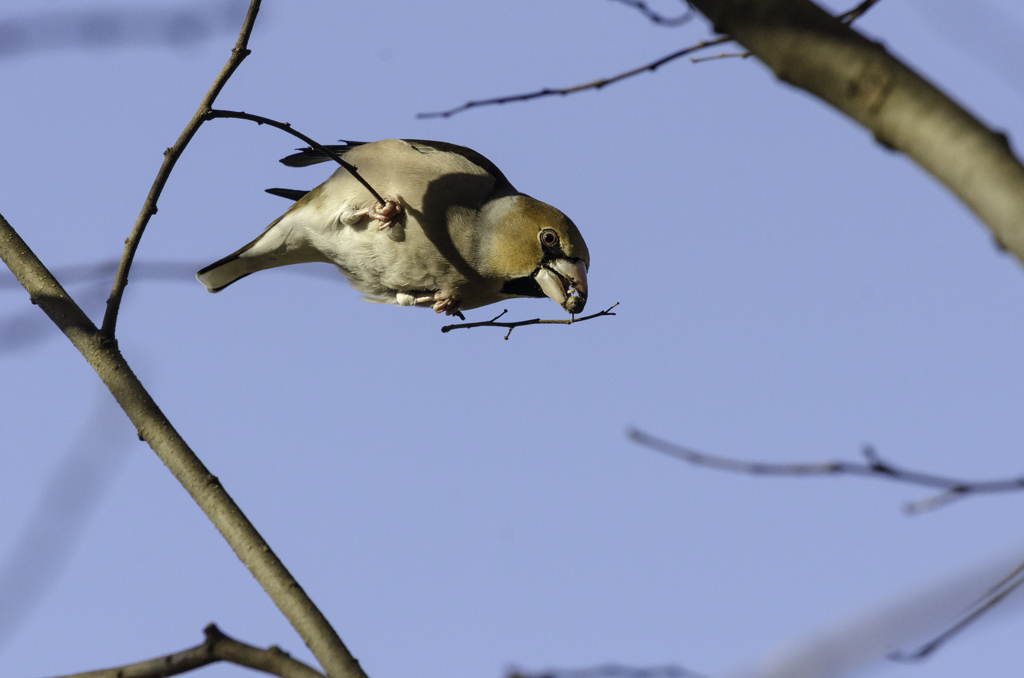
[
  {"xmin": 196, "ymin": 214, "xmax": 324, "ymax": 292},
  {"xmin": 195, "ymin": 236, "xmax": 266, "ymax": 292}
]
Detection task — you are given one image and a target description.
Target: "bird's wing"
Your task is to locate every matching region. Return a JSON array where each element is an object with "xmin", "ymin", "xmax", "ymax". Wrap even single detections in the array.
[{"xmin": 401, "ymin": 139, "xmax": 515, "ymax": 194}]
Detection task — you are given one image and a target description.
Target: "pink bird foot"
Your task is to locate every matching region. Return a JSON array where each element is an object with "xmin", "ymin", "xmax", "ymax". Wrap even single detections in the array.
[
  {"xmin": 367, "ymin": 199, "xmax": 402, "ymax": 230},
  {"xmin": 432, "ymin": 294, "xmax": 464, "ymax": 319}
]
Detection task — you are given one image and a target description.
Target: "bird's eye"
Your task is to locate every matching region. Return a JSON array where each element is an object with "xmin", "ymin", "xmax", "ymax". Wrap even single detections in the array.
[{"xmin": 540, "ymin": 229, "xmax": 559, "ymax": 247}]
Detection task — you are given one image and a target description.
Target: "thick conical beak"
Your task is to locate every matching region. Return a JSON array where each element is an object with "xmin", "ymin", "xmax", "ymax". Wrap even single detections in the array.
[{"xmin": 534, "ymin": 258, "xmax": 588, "ymax": 314}]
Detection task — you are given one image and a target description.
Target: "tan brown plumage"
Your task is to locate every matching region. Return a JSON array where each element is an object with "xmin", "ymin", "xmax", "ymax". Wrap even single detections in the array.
[{"xmin": 197, "ymin": 139, "xmax": 589, "ymax": 316}]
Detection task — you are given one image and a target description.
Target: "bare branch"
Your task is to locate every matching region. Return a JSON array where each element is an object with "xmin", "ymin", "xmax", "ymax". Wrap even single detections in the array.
[
  {"xmin": 417, "ymin": 40, "xmax": 730, "ymax": 119},
  {"xmin": 0, "ymin": 212, "xmax": 368, "ymax": 678},
  {"xmin": 891, "ymin": 559, "xmax": 1024, "ymax": 661},
  {"xmin": 687, "ymin": 0, "xmax": 1024, "ymax": 266},
  {"xmin": 418, "ymin": 0, "xmax": 879, "ymax": 120},
  {"xmin": 101, "ymin": 0, "xmax": 262, "ymax": 339},
  {"xmin": 441, "ymin": 302, "xmax": 619, "ymax": 339},
  {"xmin": 53, "ymin": 624, "xmax": 325, "ymax": 678},
  {"xmin": 628, "ymin": 429, "xmax": 1024, "ymax": 513},
  {"xmin": 609, "ymin": 0, "xmax": 693, "ymax": 26},
  {"xmin": 203, "ymin": 109, "xmax": 386, "ymax": 206}
]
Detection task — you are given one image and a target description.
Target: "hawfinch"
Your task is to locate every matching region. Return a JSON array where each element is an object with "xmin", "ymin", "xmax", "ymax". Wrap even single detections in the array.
[{"xmin": 196, "ymin": 139, "xmax": 590, "ymax": 316}]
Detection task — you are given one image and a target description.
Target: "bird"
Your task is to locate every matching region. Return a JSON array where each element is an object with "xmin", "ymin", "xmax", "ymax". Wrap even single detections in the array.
[{"xmin": 196, "ymin": 139, "xmax": 590, "ymax": 318}]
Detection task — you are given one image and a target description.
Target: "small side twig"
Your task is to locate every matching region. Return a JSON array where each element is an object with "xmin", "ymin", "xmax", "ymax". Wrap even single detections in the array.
[
  {"xmin": 417, "ymin": 40, "xmax": 729, "ymax": 118},
  {"xmin": 419, "ymin": 0, "xmax": 882, "ymax": 120},
  {"xmin": 51, "ymin": 624, "xmax": 325, "ymax": 678},
  {"xmin": 441, "ymin": 302, "xmax": 619, "ymax": 339},
  {"xmin": 838, "ymin": 0, "xmax": 884, "ymax": 24},
  {"xmin": 101, "ymin": 0, "xmax": 262, "ymax": 339},
  {"xmin": 890, "ymin": 559, "xmax": 1024, "ymax": 661},
  {"xmin": 609, "ymin": 0, "xmax": 693, "ymax": 26},
  {"xmin": 628, "ymin": 429, "xmax": 1024, "ymax": 513},
  {"xmin": 203, "ymin": 109, "xmax": 386, "ymax": 206}
]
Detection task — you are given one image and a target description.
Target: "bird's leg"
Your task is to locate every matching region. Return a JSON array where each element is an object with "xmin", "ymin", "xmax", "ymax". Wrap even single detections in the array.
[{"xmin": 367, "ymin": 199, "xmax": 402, "ymax": 230}]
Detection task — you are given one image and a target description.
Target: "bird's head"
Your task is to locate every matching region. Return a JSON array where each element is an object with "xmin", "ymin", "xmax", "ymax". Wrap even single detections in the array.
[{"xmin": 478, "ymin": 194, "xmax": 590, "ymax": 314}]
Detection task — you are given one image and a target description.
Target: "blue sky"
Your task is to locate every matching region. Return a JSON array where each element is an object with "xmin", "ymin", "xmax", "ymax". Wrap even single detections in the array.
[{"xmin": 2, "ymin": 2, "xmax": 1024, "ymax": 677}]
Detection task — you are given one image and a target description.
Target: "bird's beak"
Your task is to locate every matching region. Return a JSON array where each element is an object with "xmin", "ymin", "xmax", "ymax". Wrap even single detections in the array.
[{"xmin": 534, "ymin": 259, "xmax": 588, "ymax": 314}]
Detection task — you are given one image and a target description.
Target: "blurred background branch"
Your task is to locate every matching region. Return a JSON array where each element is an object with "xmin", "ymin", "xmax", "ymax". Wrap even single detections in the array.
[{"xmin": 0, "ymin": 1, "xmax": 248, "ymax": 58}]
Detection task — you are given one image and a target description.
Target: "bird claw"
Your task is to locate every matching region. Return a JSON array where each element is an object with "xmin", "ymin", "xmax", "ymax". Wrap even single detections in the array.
[
  {"xmin": 368, "ymin": 199, "xmax": 402, "ymax": 230},
  {"xmin": 432, "ymin": 294, "xmax": 464, "ymax": 319}
]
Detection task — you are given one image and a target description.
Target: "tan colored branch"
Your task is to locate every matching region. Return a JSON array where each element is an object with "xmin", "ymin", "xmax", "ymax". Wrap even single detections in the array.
[
  {"xmin": 0, "ymin": 212, "xmax": 367, "ymax": 678},
  {"xmin": 53, "ymin": 624, "xmax": 325, "ymax": 678},
  {"xmin": 687, "ymin": 0, "xmax": 1024, "ymax": 265},
  {"xmin": 100, "ymin": 1, "xmax": 259, "ymax": 338}
]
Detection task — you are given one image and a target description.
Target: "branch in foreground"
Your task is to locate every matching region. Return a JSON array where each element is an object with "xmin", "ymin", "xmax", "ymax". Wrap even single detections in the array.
[
  {"xmin": 0, "ymin": 4, "xmax": 366, "ymax": 674},
  {"xmin": 0, "ymin": 211, "xmax": 368, "ymax": 678},
  {"xmin": 203, "ymin": 109, "xmax": 386, "ymax": 206},
  {"xmin": 689, "ymin": 1, "xmax": 879, "ymax": 64},
  {"xmin": 100, "ymin": 1, "xmax": 261, "ymax": 339},
  {"xmin": 55, "ymin": 624, "xmax": 324, "ymax": 678},
  {"xmin": 628, "ymin": 429, "xmax": 1024, "ymax": 513},
  {"xmin": 687, "ymin": 0, "xmax": 1024, "ymax": 266},
  {"xmin": 610, "ymin": 0, "xmax": 693, "ymax": 26},
  {"xmin": 416, "ymin": 39, "xmax": 729, "ymax": 118},
  {"xmin": 441, "ymin": 302, "xmax": 619, "ymax": 339}
]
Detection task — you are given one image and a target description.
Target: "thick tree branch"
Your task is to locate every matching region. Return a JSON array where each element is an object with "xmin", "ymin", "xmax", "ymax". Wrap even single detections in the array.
[
  {"xmin": 53, "ymin": 624, "xmax": 325, "ymax": 678},
  {"xmin": 101, "ymin": 1, "xmax": 260, "ymax": 339},
  {"xmin": 836, "ymin": 0, "xmax": 883, "ymax": 24},
  {"xmin": 629, "ymin": 429, "xmax": 1024, "ymax": 513},
  {"xmin": 441, "ymin": 302, "xmax": 619, "ymax": 339},
  {"xmin": 687, "ymin": 0, "xmax": 1024, "ymax": 265},
  {"xmin": 0, "ymin": 212, "xmax": 367, "ymax": 678}
]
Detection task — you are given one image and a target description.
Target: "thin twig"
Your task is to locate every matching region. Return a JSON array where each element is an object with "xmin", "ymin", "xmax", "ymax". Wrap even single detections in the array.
[
  {"xmin": 417, "ymin": 40, "xmax": 729, "ymax": 118},
  {"xmin": 838, "ymin": 0, "xmax": 883, "ymax": 24},
  {"xmin": 100, "ymin": 1, "xmax": 262, "ymax": 339},
  {"xmin": 203, "ymin": 110, "xmax": 386, "ymax": 206},
  {"xmin": 52, "ymin": 624, "xmax": 325, "ymax": 678},
  {"xmin": 609, "ymin": 0, "xmax": 693, "ymax": 26},
  {"xmin": 419, "ymin": 0, "xmax": 881, "ymax": 120},
  {"xmin": 441, "ymin": 302, "xmax": 619, "ymax": 339},
  {"xmin": 628, "ymin": 429, "xmax": 1024, "ymax": 513},
  {"xmin": 890, "ymin": 559, "xmax": 1024, "ymax": 661}
]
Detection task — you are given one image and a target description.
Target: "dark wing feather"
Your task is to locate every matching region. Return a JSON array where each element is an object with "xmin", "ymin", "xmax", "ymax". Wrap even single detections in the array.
[
  {"xmin": 265, "ymin": 187, "xmax": 310, "ymax": 201},
  {"xmin": 279, "ymin": 141, "xmax": 367, "ymax": 167}
]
